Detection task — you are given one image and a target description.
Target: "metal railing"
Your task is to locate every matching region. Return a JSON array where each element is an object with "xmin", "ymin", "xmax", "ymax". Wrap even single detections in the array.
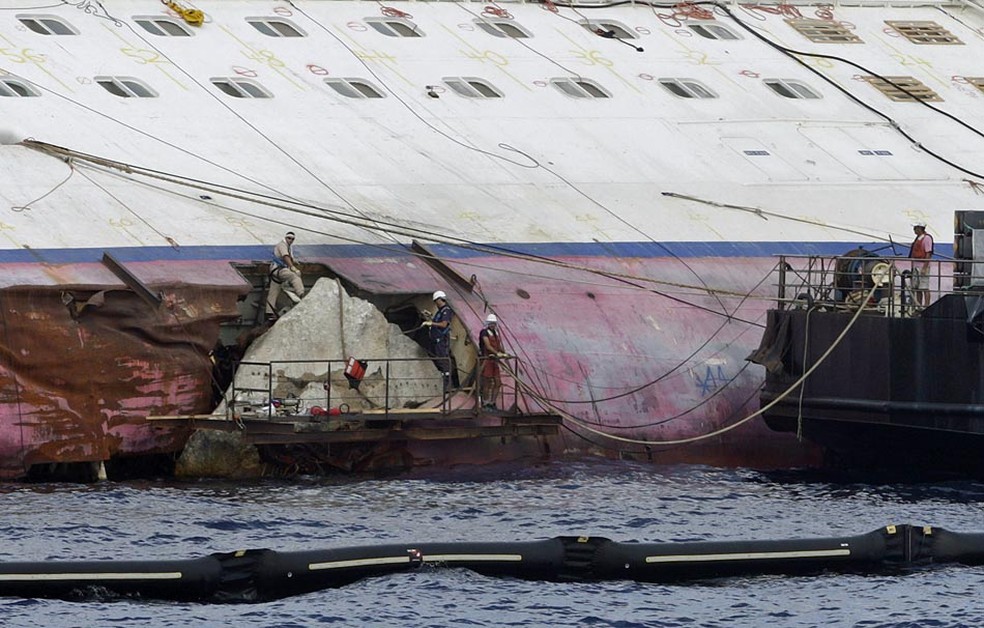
[
  {"xmin": 775, "ymin": 253, "xmax": 952, "ymax": 317},
  {"xmin": 226, "ymin": 355, "xmax": 521, "ymax": 420}
]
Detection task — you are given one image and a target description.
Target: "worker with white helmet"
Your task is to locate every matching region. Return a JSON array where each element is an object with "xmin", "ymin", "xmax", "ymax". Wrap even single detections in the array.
[
  {"xmin": 422, "ymin": 290, "xmax": 456, "ymax": 391},
  {"xmin": 478, "ymin": 313, "xmax": 507, "ymax": 410}
]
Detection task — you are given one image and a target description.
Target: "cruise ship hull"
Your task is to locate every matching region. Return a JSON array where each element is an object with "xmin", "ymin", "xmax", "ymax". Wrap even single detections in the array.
[{"xmin": 2, "ymin": 0, "xmax": 983, "ymax": 475}]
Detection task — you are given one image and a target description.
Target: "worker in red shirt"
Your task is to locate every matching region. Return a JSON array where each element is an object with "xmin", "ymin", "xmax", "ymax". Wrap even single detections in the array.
[{"xmin": 908, "ymin": 222, "xmax": 934, "ymax": 308}]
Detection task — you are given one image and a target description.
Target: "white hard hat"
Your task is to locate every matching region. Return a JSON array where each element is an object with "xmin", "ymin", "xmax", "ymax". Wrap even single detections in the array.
[
  {"xmin": 432, "ymin": 290, "xmax": 446, "ymax": 301},
  {"xmin": 913, "ymin": 222, "xmax": 927, "ymax": 228},
  {"xmin": 485, "ymin": 313, "xmax": 497, "ymax": 324}
]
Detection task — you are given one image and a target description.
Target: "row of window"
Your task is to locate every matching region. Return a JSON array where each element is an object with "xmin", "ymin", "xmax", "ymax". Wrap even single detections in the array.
[
  {"xmin": 15, "ymin": 13, "xmax": 963, "ymax": 46},
  {"xmin": 3, "ymin": 72, "xmax": 970, "ymax": 102}
]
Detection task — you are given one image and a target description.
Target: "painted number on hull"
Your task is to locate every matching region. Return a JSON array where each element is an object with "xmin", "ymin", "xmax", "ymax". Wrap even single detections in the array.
[
  {"xmin": 695, "ymin": 364, "xmax": 727, "ymax": 396},
  {"xmin": 0, "ymin": 48, "xmax": 45, "ymax": 64}
]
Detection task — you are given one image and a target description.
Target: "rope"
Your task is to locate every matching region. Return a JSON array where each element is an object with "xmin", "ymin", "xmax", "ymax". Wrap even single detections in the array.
[
  {"xmin": 674, "ymin": 2, "xmax": 714, "ymax": 20},
  {"xmin": 380, "ymin": 5, "xmax": 413, "ymax": 19},
  {"xmin": 512, "ymin": 280, "xmax": 880, "ymax": 447},
  {"xmin": 507, "ymin": 262, "xmax": 776, "ymax": 407},
  {"xmin": 20, "ymin": 141, "xmax": 780, "ymax": 309},
  {"xmin": 10, "ymin": 158, "xmax": 74, "ymax": 212},
  {"xmin": 482, "ymin": 5, "xmax": 513, "ymax": 19}
]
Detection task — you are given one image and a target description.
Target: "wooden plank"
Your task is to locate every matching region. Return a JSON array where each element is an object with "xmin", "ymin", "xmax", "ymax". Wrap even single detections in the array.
[
  {"xmin": 146, "ymin": 414, "xmax": 219, "ymax": 421},
  {"xmin": 244, "ymin": 424, "xmax": 559, "ymax": 445},
  {"xmin": 359, "ymin": 408, "xmax": 446, "ymax": 415}
]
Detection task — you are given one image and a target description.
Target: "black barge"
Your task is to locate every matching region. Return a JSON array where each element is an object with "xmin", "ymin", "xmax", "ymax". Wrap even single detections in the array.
[{"xmin": 753, "ymin": 211, "xmax": 984, "ymax": 475}]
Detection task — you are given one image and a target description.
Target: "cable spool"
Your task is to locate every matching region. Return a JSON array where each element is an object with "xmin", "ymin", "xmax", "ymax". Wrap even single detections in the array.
[{"xmin": 869, "ymin": 262, "xmax": 892, "ymax": 287}]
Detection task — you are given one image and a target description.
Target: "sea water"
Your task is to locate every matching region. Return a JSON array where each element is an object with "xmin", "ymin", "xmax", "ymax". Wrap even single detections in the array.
[{"xmin": 1, "ymin": 460, "xmax": 983, "ymax": 627}]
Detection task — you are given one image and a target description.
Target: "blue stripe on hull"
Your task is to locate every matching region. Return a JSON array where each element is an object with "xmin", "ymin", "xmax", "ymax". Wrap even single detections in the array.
[{"xmin": 0, "ymin": 241, "xmax": 940, "ymax": 264}]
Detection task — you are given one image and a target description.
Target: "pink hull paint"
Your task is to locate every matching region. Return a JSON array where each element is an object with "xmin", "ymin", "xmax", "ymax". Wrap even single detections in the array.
[{"xmin": 322, "ymin": 252, "xmax": 820, "ymax": 469}]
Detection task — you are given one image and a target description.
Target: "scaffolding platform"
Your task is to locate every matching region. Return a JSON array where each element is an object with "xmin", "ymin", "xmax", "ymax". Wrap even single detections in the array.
[{"xmin": 147, "ymin": 409, "xmax": 562, "ymax": 446}]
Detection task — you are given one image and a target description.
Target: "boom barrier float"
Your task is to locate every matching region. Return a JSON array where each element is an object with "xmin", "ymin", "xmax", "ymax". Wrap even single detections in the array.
[{"xmin": 3, "ymin": 525, "xmax": 983, "ymax": 602}]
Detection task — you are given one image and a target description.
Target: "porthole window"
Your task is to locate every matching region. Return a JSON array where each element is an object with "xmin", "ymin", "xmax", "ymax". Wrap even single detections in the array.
[
  {"xmin": 16, "ymin": 14, "xmax": 77, "ymax": 36},
  {"xmin": 210, "ymin": 77, "xmax": 273, "ymax": 99},
  {"xmin": 443, "ymin": 77, "xmax": 502, "ymax": 98},
  {"xmin": 551, "ymin": 77, "xmax": 611, "ymax": 99},
  {"xmin": 246, "ymin": 18, "xmax": 306, "ymax": 38},
  {"xmin": 550, "ymin": 77, "xmax": 611, "ymax": 98},
  {"xmin": 95, "ymin": 76, "xmax": 157, "ymax": 98},
  {"xmin": 764, "ymin": 79, "xmax": 821, "ymax": 99},
  {"xmin": 324, "ymin": 78, "xmax": 385, "ymax": 99},
  {"xmin": 658, "ymin": 78, "xmax": 717, "ymax": 99},
  {"xmin": 365, "ymin": 17, "xmax": 423, "ymax": 38},
  {"xmin": 134, "ymin": 17, "xmax": 193, "ymax": 37},
  {"xmin": 687, "ymin": 22, "xmax": 740, "ymax": 40},
  {"xmin": 579, "ymin": 20, "xmax": 637, "ymax": 39},
  {"xmin": 0, "ymin": 77, "xmax": 40, "ymax": 97},
  {"xmin": 474, "ymin": 19, "xmax": 531, "ymax": 39}
]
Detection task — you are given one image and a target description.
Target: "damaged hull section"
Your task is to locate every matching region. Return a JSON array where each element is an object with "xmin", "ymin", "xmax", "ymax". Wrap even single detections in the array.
[
  {"xmin": 0, "ymin": 260, "xmax": 248, "ymax": 479},
  {"xmin": 0, "ymin": 243, "xmax": 819, "ymax": 478}
]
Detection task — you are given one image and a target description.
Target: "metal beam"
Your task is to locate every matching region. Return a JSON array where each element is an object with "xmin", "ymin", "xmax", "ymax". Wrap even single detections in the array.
[
  {"xmin": 101, "ymin": 252, "xmax": 162, "ymax": 307},
  {"xmin": 410, "ymin": 240, "xmax": 475, "ymax": 293}
]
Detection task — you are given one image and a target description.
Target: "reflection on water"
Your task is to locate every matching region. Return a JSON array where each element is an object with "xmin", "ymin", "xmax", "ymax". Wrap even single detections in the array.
[{"xmin": 1, "ymin": 460, "xmax": 983, "ymax": 626}]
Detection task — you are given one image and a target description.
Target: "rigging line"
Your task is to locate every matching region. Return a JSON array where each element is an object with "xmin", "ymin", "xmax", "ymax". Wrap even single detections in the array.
[
  {"xmin": 98, "ymin": 5, "xmax": 399, "ymax": 247},
  {"xmin": 713, "ymin": 3, "xmax": 984, "ymax": 141},
  {"xmin": 464, "ymin": 280, "xmax": 553, "ymax": 398},
  {"xmin": 81, "ymin": 163, "xmax": 782, "ymax": 318},
  {"xmin": 515, "ymin": 359, "xmax": 755, "ymax": 431},
  {"xmin": 542, "ymin": 279, "xmax": 881, "ymax": 447},
  {"xmin": 550, "ymin": 0, "xmax": 984, "ymax": 179},
  {"xmin": 0, "ymin": 3, "xmax": 65, "ymax": 10},
  {"xmin": 10, "ymin": 158, "xmax": 74, "ymax": 213},
  {"xmin": 936, "ymin": 5, "xmax": 984, "ymax": 39},
  {"xmin": 284, "ymin": 0, "xmax": 538, "ymax": 170},
  {"xmin": 532, "ymin": 157, "xmax": 732, "ymax": 319},
  {"xmin": 452, "ymin": 3, "xmax": 584, "ymax": 79},
  {"xmin": 487, "ymin": 254, "xmax": 773, "ymax": 403},
  {"xmin": 661, "ymin": 191, "xmax": 899, "ymax": 242},
  {"xmin": 542, "ymin": 0, "xmax": 642, "ymax": 50},
  {"xmin": 501, "ymin": 261, "xmax": 776, "ymax": 405},
  {"xmin": 74, "ymin": 169, "xmax": 175, "ymax": 244},
  {"xmin": 28, "ymin": 144, "xmax": 774, "ymax": 309},
  {"xmin": 707, "ymin": 2, "xmax": 984, "ymax": 180},
  {"xmin": 421, "ymin": 5, "xmax": 732, "ymax": 318},
  {"xmin": 510, "ymin": 304, "xmax": 766, "ymax": 389},
  {"xmin": 288, "ymin": 0, "xmax": 716, "ymax": 306},
  {"xmin": 501, "ymin": 279, "xmax": 768, "ymax": 414},
  {"xmin": 65, "ymin": 0, "xmax": 121, "ymax": 26},
  {"xmin": 85, "ymin": 168, "xmax": 772, "ymax": 305},
  {"xmin": 1, "ymin": 67, "xmax": 301, "ymax": 206}
]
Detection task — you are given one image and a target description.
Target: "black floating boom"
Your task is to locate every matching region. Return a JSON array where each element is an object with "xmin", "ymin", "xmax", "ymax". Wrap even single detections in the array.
[{"xmin": 4, "ymin": 525, "xmax": 984, "ymax": 603}]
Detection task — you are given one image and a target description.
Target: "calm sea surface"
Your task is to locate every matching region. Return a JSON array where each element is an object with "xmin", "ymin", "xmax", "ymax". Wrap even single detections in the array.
[{"xmin": 1, "ymin": 459, "xmax": 983, "ymax": 627}]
